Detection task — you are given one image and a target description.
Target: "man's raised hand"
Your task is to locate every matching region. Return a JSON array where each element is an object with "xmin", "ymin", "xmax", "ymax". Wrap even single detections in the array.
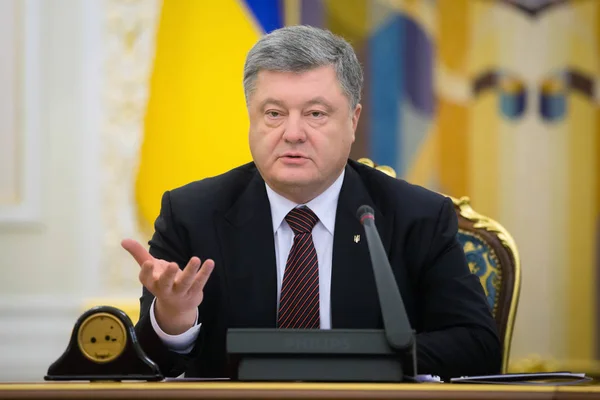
[{"xmin": 121, "ymin": 238, "xmax": 214, "ymax": 334}]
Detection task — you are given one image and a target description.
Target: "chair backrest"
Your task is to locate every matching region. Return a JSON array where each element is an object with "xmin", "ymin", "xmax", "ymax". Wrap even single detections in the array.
[{"xmin": 357, "ymin": 158, "xmax": 521, "ymax": 373}]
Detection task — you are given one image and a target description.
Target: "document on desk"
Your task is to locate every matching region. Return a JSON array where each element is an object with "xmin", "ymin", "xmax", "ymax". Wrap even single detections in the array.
[
  {"xmin": 450, "ymin": 372, "xmax": 591, "ymax": 385},
  {"xmin": 414, "ymin": 374, "xmax": 443, "ymax": 383}
]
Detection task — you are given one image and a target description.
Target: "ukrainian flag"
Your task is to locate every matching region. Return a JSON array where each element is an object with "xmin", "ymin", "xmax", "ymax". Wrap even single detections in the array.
[{"xmin": 136, "ymin": 0, "xmax": 283, "ymax": 231}]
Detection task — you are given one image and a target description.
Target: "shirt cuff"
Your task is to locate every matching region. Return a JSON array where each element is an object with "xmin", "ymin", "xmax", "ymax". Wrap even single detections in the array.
[{"xmin": 149, "ymin": 298, "xmax": 201, "ymax": 354}]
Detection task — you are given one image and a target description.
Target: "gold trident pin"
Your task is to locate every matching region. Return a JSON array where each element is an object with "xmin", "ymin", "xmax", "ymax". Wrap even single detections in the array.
[{"xmin": 354, "ymin": 235, "xmax": 360, "ymax": 243}]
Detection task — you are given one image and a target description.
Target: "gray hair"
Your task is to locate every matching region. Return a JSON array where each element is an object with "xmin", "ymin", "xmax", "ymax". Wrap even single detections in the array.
[{"xmin": 243, "ymin": 25, "xmax": 363, "ymax": 109}]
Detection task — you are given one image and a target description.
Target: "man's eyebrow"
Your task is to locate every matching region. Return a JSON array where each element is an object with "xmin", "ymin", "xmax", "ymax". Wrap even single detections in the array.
[
  {"xmin": 259, "ymin": 97, "xmax": 336, "ymax": 112},
  {"xmin": 305, "ymin": 97, "xmax": 335, "ymax": 112},
  {"xmin": 259, "ymin": 98, "xmax": 286, "ymax": 110}
]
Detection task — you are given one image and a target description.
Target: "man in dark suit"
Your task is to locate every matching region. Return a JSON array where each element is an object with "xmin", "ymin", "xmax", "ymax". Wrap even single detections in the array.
[{"xmin": 122, "ymin": 25, "xmax": 501, "ymax": 381}]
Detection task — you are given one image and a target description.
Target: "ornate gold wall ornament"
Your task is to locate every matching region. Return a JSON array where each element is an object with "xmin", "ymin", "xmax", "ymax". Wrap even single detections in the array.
[{"xmin": 102, "ymin": 0, "xmax": 161, "ymax": 293}]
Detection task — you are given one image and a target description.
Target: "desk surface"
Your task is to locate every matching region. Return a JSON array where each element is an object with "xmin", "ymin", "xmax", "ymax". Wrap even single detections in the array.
[{"xmin": 0, "ymin": 382, "xmax": 599, "ymax": 400}]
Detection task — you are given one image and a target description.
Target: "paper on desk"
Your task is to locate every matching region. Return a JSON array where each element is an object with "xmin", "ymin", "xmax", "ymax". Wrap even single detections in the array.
[
  {"xmin": 450, "ymin": 372, "xmax": 589, "ymax": 385},
  {"xmin": 414, "ymin": 374, "xmax": 443, "ymax": 383}
]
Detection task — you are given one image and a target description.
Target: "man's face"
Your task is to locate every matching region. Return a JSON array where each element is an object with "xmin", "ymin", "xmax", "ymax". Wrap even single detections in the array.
[{"xmin": 248, "ymin": 65, "xmax": 361, "ymax": 202}]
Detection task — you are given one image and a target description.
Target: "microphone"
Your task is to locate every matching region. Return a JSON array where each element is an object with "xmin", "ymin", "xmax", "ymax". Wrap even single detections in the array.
[{"xmin": 357, "ymin": 205, "xmax": 414, "ymax": 351}]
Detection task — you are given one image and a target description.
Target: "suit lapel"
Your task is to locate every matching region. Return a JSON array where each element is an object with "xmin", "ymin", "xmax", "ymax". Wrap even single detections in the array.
[
  {"xmin": 331, "ymin": 163, "xmax": 391, "ymax": 329},
  {"xmin": 214, "ymin": 171, "xmax": 278, "ymax": 328}
]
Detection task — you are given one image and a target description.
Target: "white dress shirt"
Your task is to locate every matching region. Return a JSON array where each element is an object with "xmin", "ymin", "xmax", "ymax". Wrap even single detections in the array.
[{"xmin": 149, "ymin": 169, "xmax": 346, "ymax": 353}]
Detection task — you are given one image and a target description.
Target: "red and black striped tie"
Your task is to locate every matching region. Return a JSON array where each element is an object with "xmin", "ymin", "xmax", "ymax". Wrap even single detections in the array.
[{"xmin": 278, "ymin": 206, "xmax": 320, "ymax": 329}]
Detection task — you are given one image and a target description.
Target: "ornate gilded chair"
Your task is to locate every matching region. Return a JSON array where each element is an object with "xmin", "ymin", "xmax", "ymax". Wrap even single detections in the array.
[{"xmin": 357, "ymin": 158, "xmax": 521, "ymax": 373}]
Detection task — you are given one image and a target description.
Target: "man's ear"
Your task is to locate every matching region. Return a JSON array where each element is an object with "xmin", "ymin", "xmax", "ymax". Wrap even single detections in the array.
[{"xmin": 352, "ymin": 104, "xmax": 362, "ymax": 132}]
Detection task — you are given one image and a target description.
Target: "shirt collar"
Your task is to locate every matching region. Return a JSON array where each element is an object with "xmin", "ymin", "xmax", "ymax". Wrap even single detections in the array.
[{"xmin": 265, "ymin": 169, "xmax": 345, "ymax": 236}]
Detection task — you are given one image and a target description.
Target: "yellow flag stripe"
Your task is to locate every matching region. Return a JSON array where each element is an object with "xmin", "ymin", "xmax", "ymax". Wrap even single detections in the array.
[{"xmin": 136, "ymin": 0, "xmax": 261, "ymax": 230}]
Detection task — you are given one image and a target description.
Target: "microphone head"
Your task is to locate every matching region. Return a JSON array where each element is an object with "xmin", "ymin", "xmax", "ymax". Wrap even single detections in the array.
[{"xmin": 357, "ymin": 205, "xmax": 375, "ymax": 224}]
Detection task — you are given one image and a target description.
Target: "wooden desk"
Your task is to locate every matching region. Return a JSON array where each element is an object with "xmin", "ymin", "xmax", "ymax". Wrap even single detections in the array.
[{"xmin": 0, "ymin": 382, "xmax": 598, "ymax": 400}]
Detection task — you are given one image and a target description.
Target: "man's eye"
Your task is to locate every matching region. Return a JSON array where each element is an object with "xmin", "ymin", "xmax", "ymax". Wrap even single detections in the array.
[
  {"xmin": 310, "ymin": 111, "xmax": 325, "ymax": 118},
  {"xmin": 266, "ymin": 111, "xmax": 280, "ymax": 118}
]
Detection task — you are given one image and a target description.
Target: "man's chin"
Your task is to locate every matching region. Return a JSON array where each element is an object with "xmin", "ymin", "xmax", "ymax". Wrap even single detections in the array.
[
  {"xmin": 275, "ymin": 176, "xmax": 314, "ymax": 187},
  {"xmin": 271, "ymin": 171, "xmax": 318, "ymax": 188},
  {"xmin": 266, "ymin": 172, "xmax": 328, "ymax": 202}
]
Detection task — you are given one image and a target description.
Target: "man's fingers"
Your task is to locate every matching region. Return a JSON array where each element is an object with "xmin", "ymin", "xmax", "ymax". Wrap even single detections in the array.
[
  {"xmin": 189, "ymin": 259, "xmax": 215, "ymax": 293},
  {"xmin": 176, "ymin": 257, "xmax": 201, "ymax": 289},
  {"xmin": 122, "ymin": 238, "xmax": 154, "ymax": 266},
  {"xmin": 157, "ymin": 262, "xmax": 179, "ymax": 291},
  {"xmin": 138, "ymin": 260, "xmax": 155, "ymax": 292}
]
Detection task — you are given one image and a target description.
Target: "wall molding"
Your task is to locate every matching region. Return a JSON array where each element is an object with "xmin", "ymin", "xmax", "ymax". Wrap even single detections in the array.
[{"xmin": 0, "ymin": 0, "xmax": 41, "ymax": 226}]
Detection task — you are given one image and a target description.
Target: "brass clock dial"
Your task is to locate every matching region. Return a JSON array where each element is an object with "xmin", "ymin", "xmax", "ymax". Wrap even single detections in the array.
[{"xmin": 77, "ymin": 312, "xmax": 127, "ymax": 363}]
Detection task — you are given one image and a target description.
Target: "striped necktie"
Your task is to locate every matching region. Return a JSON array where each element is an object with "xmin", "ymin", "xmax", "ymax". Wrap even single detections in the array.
[{"xmin": 277, "ymin": 206, "xmax": 320, "ymax": 329}]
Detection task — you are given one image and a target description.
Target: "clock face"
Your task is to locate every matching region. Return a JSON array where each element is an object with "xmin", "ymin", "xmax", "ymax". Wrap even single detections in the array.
[{"xmin": 77, "ymin": 312, "xmax": 127, "ymax": 363}]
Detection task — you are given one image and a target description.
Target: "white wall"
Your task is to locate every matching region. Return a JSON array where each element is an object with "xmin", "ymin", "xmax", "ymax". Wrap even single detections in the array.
[{"xmin": 0, "ymin": 0, "xmax": 104, "ymax": 381}]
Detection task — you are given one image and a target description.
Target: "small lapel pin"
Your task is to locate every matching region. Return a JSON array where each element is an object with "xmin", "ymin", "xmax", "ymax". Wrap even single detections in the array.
[{"xmin": 354, "ymin": 235, "xmax": 360, "ymax": 243}]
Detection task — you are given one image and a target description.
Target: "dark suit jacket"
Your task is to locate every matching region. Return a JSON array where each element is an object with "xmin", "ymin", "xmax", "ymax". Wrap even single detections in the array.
[{"xmin": 135, "ymin": 159, "xmax": 501, "ymax": 380}]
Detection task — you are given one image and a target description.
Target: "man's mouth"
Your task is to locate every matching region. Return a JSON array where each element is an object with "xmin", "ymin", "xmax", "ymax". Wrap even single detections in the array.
[{"xmin": 281, "ymin": 153, "xmax": 307, "ymax": 159}]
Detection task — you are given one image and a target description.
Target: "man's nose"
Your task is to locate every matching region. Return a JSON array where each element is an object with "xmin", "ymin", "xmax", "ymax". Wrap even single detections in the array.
[{"xmin": 282, "ymin": 114, "xmax": 306, "ymax": 143}]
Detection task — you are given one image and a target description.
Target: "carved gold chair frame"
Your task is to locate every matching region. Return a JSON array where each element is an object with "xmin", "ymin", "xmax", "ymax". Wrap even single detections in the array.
[{"xmin": 357, "ymin": 158, "xmax": 522, "ymax": 373}]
